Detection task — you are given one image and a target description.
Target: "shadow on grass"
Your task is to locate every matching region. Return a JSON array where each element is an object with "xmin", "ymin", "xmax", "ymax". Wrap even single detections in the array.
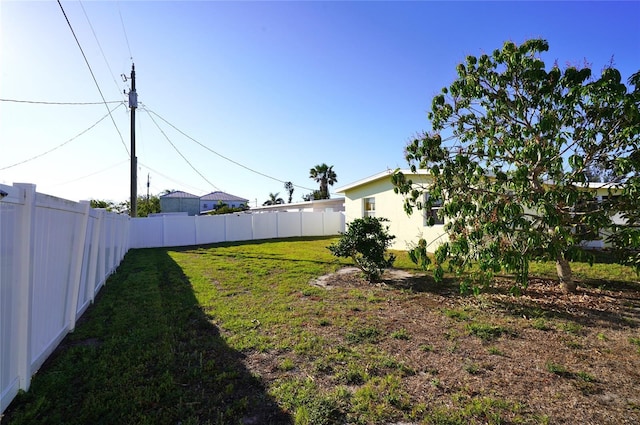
[
  {"xmin": 3, "ymin": 249, "xmax": 291, "ymax": 425},
  {"xmin": 383, "ymin": 271, "xmax": 462, "ymax": 296},
  {"xmin": 487, "ymin": 278, "xmax": 640, "ymax": 330}
]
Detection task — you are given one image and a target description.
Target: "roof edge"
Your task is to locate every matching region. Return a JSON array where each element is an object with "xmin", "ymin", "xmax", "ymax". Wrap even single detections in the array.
[{"xmin": 335, "ymin": 169, "xmax": 430, "ymax": 193}]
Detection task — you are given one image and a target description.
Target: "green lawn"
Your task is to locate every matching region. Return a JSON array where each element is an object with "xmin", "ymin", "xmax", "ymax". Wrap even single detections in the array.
[{"xmin": 4, "ymin": 237, "xmax": 639, "ymax": 424}]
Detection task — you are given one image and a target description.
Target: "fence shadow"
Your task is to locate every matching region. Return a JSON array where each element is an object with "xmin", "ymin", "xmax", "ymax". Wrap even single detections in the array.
[{"xmin": 3, "ymin": 249, "xmax": 292, "ymax": 424}]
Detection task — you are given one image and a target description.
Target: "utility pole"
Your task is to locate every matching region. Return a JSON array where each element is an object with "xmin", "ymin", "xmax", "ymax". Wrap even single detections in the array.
[{"xmin": 128, "ymin": 64, "xmax": 138, "ymax": 217}]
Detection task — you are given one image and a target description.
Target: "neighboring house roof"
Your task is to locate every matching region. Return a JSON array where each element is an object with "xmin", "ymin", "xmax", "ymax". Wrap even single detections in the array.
[
  {"xmin": 160, "ymin": 190, "xmax": 199, "ymax": 199},
  {"xmin": 200, "ymin": 191, "xmax": 248, "ymax": 203}
]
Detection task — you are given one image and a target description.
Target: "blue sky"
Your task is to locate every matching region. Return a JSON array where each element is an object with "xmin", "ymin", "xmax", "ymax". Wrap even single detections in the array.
[{"xmin": 1, "ymin": 1, "xmax": 638, "ymax": 207}]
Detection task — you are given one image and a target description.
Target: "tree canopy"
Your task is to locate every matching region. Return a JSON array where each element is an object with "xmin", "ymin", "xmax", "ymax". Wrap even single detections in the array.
[
  {"xmin": 91, "ymin": 194, "xmax": 162, "ymax": 217},
  {"xmin": 393, "ymin": 39, "xmax": 640, "ymax": 294},
  {"xmin": 309, "ymin": 163, "xmax": 337, "ymax": 199},
  {"xmin": 284, "ymin": 181, "xmax": 294, "ymax": 203},
  {"xmin": 263, "ymin": 192, "xmax": 285, "ymax": 206}
]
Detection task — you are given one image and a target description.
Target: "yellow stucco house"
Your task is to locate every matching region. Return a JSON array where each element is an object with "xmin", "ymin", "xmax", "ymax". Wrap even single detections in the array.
[
  {"xmin": 336, "ymin": 169, "xmax": 625, "ymax": 252},
  {"xmin": 335, "ymin": 169, "xmax": 448, "ymax": 251}
]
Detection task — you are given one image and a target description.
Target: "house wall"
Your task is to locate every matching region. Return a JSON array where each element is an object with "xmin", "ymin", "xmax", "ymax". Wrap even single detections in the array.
[
  {"xmin": 342, "ymin": 172, "xmax": 625, "ymax": 252},
  {"xmin": 160, "ymin": 197, "xmax": 200, "ymax": 216},
  {"xmin": 200, "ymin": 199, "xmax": 246, "ymax": 212},
  {"xmin": 342, "ymin": 175, "xmax": 448, "ymax": 251}
]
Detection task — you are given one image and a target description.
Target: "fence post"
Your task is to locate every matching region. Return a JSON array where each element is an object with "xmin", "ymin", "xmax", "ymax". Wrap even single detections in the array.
[
  {"xmin": 87, "ymin": 209, "xmax": 103, "ymax": 303},
  {"xmin": 67, "ymin": 201, "xmax": 91, "ymax": 331},
  {"xmin": 97, "ymin": 213, "xmax": 107, "ymax": 290},
  {"xmin": 14, "ymin": 183, "xmax": 36, "ymax": 391},
  {"xmin": 162, "ymin": 214, "xmax": 167, "ymax": 247}
]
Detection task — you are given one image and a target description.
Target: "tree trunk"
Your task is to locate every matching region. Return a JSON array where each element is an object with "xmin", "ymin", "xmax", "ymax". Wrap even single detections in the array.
[{"xmin": 556, "ymin": 255, "xmax": 576, "ymax": 293}]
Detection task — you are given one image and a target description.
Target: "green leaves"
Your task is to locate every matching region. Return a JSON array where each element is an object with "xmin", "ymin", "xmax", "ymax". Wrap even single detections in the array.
[
  {"xmin": 393, "ymin": 37, "xmax": 640, "ymax": 293},
  {"xmin": 328, "ymin": 217, "xmax": 396, "ymax": 283}
]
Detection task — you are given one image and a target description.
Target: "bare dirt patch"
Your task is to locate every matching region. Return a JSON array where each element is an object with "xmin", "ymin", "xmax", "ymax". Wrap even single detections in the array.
[{"xmin": 247, "ymin": 267, "xmax": 640, "ymax": 424}]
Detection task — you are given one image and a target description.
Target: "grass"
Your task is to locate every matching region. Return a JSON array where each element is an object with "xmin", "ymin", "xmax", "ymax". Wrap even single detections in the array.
[
  {"xmin": 466, "ymin": 322, "xmax": 512, "ymax": 341},
  {"xmin": 3, "ymin": 236, "xmax": 640, "ymax": 425}
]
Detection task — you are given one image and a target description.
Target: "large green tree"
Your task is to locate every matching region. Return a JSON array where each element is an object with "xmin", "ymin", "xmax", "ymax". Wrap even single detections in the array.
[
  {"xmin": 393, "ymin": 39, "xmax": 640, "ymax": 293},
  {"xmin": 137, "ymin": 195, "xmax": 161, "ymax": 217},
  {"xmin": 309, "ymin": 163, "xmax": 337, "ymax": 199}
]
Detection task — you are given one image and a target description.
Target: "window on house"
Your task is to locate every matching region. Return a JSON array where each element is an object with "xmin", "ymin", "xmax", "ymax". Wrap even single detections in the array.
[
  {"xmin": 424, "ymin": 194, "xmax": 444, "ymax": 225},
  {"xmin": 574, "ymin": 194, "xmax": 599, "ymax": 239},
  {"xmin": 600, "ymin": 195, "xmax": 621, "ymax": 204},
  {"xmin": 203, "ymin": 203, "xmax": 208, "ymax": 209},
  {"xmin": 363, "ymin": 197, "xmax": 375, "ymax": 217}
]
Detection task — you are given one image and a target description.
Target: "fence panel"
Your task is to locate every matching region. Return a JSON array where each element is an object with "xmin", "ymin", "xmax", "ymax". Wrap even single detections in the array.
[
  {"xmin": 130, "ymin": 216, "xmax": 163, "ymax": 248},
  {"xmin": 129, "ymin": 211, "xmax": 344, "ymax": 248},
  {"xmin": 0, "ymin": 183, "xmax": 130, "ymax": 414},
  {"xmin": 30, "ymin": 195, "xmax": 84, "ymax": 371},
  {"xmin": 253, "ymin": 213, "xmax": 279, "ymax": 240},
  {"xmin": 0, "ymin": 185, "xmax": 23, "ymax": 413},
  {"xmin": 163, "ymin": 215, "xmax": 197, "ymax": 247},
  {"xmin": 276, "ymin": 212, "xmax": 303, "ymax": 238},
  {"xmin": 195, "ymin": 215, "xmax": 226, "ymax": 245},
  {"xmin": 2, "ymin": 185, "xmax": 342, "ymax": 414},
  {"xmin": 225, "ymin": 214, "xmax": 254, "ymax": 242},
  {"xmin": 76, "ymin": 209, "xmax": 97, "ymax": 317},
  {"xmin": 301, "ymin": 212, "xmax": 325, "ymax": 236},
  {"xmin": 324, "ymin": 211, "xmax": 345, "ymax": 236}
]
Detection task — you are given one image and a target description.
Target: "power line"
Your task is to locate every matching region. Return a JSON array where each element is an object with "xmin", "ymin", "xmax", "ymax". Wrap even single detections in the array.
[
  {"xmin": 56, "ymin": 0, "xmax": 129, "ymax": 157},
  {"xmin": 0, "ymin": 102, "xmax": 125, "ymax": 171},
  {"xmin": 116, "ymin": 0, "xmax": 133, "ymax": 60},
  {"xmin": 51, "ymin": 159, "xmax": 129, "ymax": 187},
  {"xmin": 138, "ymin": 161, "xmax": 208, "ymax": 195},
  {"xmin": 0, "ymin": 98, "xmax": 122, "ymax": 105},
  {"xmin": 141, "ymin": 106, "xmax": 316, "ymax": 193},
  {"xmin": 142, "ymin": 107, "xmax": 221, "ymax": 191},
  {"xmin": 78, "ymin": 0, "xmax": 127, "ymax": 103}
]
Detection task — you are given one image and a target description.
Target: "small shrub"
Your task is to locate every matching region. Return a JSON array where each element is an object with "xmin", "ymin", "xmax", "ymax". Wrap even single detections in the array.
[{"xmin": 328, "ymin": 217, "xmax": 396, "ymax": 282}]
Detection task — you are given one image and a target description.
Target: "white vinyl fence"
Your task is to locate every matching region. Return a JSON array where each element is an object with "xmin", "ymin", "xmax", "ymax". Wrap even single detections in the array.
[
  {"xmin": 0, "ymin": 183, "xmax": 130, "ymax": 414},
  {"xmin": 1, "ymin": 183, "xmax": 344, "ymax": 414},
  {"xmin": 130, "ymin": 211, "xmax": 345, "ymax": 248}
]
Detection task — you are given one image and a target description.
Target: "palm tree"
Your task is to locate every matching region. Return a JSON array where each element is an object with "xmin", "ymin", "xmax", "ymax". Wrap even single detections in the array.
[
  {"xmin": 309, "ymin": 163, "xmax": 337, "ymax": 199},
  {"xmin": 263, "ymin": 192, "xmax": 285, "ymax": 206},
  {"xmin": 284, "ymin": 181, "xmax": 294, "ymax": 203}
]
